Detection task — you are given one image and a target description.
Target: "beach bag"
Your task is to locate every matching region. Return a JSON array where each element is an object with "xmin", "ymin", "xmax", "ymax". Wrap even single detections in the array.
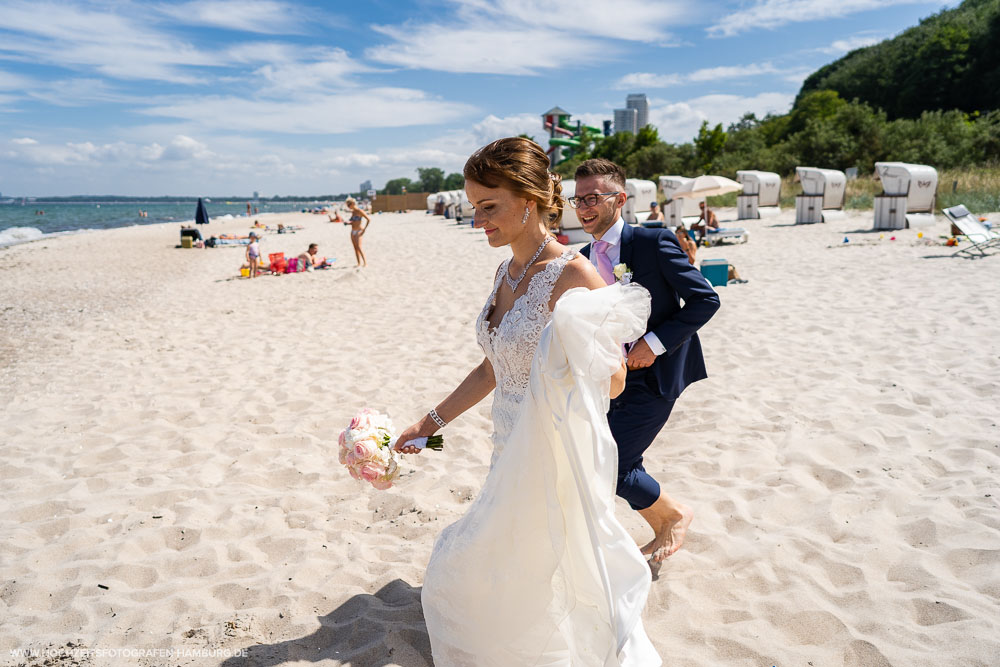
[
  {"xmin": 269, "ymin": 252, "xmax": 287, "ymax": 273},
  {"xmin": 286, "ymin": 257, "xmax": 299, "ymax": 273}
]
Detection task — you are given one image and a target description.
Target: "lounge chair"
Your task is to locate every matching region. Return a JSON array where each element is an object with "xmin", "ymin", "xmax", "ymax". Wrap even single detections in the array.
[
  {"xmin": 942, "ymin": 205, "xmax": 1000, "ymax": 258},
  {"xmin": 705, "ymin": 227, "xmax": 748, "ymax": 246}
]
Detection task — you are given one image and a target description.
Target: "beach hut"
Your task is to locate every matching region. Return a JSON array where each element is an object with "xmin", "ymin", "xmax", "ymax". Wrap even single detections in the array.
[
  {"xmin": 659, "ymin": 176, "xmax": 703, "ymax": 228},
  {"xmin": 426, "ymin": 193, "xmax": 437, "ymax": 213},
  {"xmin": 433, "ymin": 192, "xmax": 446, "ymax": 216},
  {"xmin": 557, "ymin": 180, "xmax": 590, "ymax": 244},
  {"xmin": 622, "ymin": 179, "xmax": 657, "ymax": 224},
  {"xmin": 735, "ymin": 170, "xmax": 782, "ymax": 219},
  {"xmin": 458, "ymin": 190, "xmax": 475, "ymax": 219},
  {"xmin": 794, "ymin": 167, "xmax": 847, "ymax": 223},
  {"xmin": 443, "ymin": 190, "xmax": 464, "ymax": 219},
  {"xmin": 873, "ymin": 162, "xmax": 938, "ymax": 229}
]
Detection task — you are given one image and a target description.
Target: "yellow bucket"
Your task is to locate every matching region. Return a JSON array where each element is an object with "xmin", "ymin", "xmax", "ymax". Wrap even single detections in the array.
[{"xmin": 240, "ymin": 268, "xmax": 250, "ymax": 278}]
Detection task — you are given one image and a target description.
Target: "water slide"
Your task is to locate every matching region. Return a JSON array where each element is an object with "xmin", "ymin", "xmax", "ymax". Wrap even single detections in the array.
[
  {"xmin": 549, "ymin": 137, "xmax": 581, "ymax": 147},
  {"xmin": 545, "ymin": 121, "xmax": 574, "ymax": 137}
]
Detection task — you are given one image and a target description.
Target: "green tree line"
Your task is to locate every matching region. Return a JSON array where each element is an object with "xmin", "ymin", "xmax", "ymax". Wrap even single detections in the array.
[
  {"xmin": 799, "ymin": 0, "xmax": 1000, "ymax": 120},
  {"xmin": 375, "ymin": 91, "xmax": 1000, "ymax": 196},
  {"xmin": 379, "ymin": 167, "xmax": 464, "ymax": 195},
  {"xmin": 550, "ymin": 91, "xmax": 1000, "ymax": 182}
]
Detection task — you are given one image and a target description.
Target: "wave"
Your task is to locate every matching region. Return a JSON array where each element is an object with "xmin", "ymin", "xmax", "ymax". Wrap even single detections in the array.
[
  {"xmin": 0, "ymin": 226, "xmax": 44, "ymax": 247},
  {"xmin": 0, "ymin": 226, "xmax": 92, "ymax": 248}
]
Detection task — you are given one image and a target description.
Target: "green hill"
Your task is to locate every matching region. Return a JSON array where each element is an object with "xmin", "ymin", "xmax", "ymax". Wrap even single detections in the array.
[{"xmin": 798, "ymin": 0, "xmax": 1000, "ymax": 119}]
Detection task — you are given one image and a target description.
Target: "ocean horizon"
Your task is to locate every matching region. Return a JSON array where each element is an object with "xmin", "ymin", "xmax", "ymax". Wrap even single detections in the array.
[{"xmin": 0, "ymin": 199, "xmax": 330, "ymax": 248}]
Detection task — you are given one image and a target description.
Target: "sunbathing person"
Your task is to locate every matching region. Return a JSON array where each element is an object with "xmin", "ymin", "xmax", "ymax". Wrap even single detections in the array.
[
  {"xmin": 693, "ymin": 201, "xmax": 719, "ymax": 241},
  {"xmin": 298, "ymin": 243, "xmax": 329, "ymax": 270}
]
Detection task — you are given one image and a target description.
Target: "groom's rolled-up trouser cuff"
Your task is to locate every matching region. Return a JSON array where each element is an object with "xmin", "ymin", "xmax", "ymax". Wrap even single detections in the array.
[{"xmin": 608, "ymin": 373, "xmax": 676, "ymax": 510}]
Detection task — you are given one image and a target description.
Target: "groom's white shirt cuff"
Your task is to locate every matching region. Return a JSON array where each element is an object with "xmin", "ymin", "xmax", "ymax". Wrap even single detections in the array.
[{"xmin": 591, "ymin": 218, "xmax": 666, "ymax": 356}]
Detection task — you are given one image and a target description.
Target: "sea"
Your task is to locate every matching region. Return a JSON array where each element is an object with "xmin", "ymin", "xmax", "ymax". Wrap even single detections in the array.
[{"xmin": 0, "ymin": 200, "xmax": 324, "ymax": 248}]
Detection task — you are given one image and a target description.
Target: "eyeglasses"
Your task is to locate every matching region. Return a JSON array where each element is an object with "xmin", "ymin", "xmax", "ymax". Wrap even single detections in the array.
[{"xmin": 567, "ymin": 192, "xmax": 620, "ymax": 209}]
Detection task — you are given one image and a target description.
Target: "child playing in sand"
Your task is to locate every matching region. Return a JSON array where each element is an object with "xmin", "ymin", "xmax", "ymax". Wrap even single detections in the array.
[{"xmin": 245, "ymin": 231, "xmax": 261, "ymax": 278}]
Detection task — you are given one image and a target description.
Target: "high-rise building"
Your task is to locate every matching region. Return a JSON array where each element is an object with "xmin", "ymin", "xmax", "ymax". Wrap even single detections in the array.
[
  {"xmin": 613, "ymin": 107, "xmax": 638, "ymax": 135},
  {"xmin": 360, "ymin": 180, "xmax": 373, "ymax": 194},
  {"xmin": 626, "ymin": 94, "xmax": 649, "ymax": 130}
]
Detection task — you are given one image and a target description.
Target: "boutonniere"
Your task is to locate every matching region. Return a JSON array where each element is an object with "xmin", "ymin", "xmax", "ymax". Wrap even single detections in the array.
[{"xmin": 613, "ymin": 263, "xmax": 632, "ymax": 284}]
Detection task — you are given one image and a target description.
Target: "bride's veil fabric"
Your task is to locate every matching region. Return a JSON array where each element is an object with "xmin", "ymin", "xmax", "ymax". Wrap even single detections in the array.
[{"xmin": 422, "ymin": 283, "xmax": 661, "ymax": 666}]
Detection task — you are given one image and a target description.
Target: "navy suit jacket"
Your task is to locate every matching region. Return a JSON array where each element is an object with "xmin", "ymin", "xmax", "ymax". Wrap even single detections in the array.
[{"xmin": 582, "ymin": 223, "xmax": 720, "ymax": 400}]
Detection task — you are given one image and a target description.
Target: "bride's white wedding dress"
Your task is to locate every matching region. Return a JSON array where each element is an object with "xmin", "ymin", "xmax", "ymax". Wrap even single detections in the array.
[{"xmin": 421, "ymin": 249, "xmax": 661, "ymax": 666}]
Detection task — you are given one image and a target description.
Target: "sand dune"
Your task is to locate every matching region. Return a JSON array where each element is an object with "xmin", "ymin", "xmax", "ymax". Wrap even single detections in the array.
[{"xmin": 1, "ymin": 208, "xmax": 998, "ymax": 666}]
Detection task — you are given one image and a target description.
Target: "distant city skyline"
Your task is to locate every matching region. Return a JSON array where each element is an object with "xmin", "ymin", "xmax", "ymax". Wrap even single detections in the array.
[{"xmin": 0, "ymin": 0, "xmax": 960, "ymax": 196}]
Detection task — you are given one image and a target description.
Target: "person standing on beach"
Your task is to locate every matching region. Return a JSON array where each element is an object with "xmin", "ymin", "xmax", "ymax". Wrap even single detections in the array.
[
  {"xmin": 345, "ymin": 198, "xmax": 371, "ymax": 267},
  {"xmin": 575, "ymin": 158, "xmax": 720, "ymax": 562},
  {"xmin": 393, "ymin": 137, "xmax": 660, "ymax": 665},
  {"xmin": 245, "ymin": 231, "xmax": 261, "ymax": 278}
]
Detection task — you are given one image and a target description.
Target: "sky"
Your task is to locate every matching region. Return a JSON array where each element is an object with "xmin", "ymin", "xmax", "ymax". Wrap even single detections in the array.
[{"xmin": 0, "ymin": 0, "xmax": 961, "ymax": 197}]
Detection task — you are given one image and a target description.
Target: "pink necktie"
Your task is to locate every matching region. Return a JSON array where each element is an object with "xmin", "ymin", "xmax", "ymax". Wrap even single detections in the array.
[{"xmin": 593, "ymin": 240, "xmax": 615, "ymax": 285}]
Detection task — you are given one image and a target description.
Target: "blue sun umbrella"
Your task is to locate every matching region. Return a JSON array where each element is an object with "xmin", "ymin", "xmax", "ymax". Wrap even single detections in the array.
[{"xmin": 195, "ymin": 197, "xmax": 210, "ymax": 225}]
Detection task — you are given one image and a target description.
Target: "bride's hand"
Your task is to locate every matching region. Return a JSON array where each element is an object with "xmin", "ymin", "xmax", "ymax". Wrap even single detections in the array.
[{"xmin": 394, "ymin": 418, "xmax": 436, "ymax": 454}]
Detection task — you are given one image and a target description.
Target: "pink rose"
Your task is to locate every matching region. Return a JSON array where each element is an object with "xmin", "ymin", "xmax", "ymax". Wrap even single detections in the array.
[
  {"xmin": 338, "ymin": 430, "xmax": 346, "ymax": 447},
  {"xmin": 359, "ymin": 462, "xmax": 382, "ymax": 482},
  {"xmin": 371, "ymin": 477, "xmax": 393, "ymax": 490},
  {"xmin": 349, "ymin": 411, "xmax": 372, "ymax": 431},
  {"xmin": 338, "ymin": 447, "xmax": 349, "ymax": 465},
  {"xmin": 345, "ymin": 451, "xmax": 358, "ymax": 467},
  {"xmin": 354, "ymin": 439, "xmax": 375, "ymax": 459},
  {"xmin": 347, "ymin": 464, "xmax": 361, "ymax": 480}
]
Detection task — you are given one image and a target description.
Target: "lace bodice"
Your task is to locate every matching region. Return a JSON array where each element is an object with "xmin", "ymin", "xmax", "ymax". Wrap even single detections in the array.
[{"xmin": 476, "ymin": 248, "xmax": 576, "ymax": 461}]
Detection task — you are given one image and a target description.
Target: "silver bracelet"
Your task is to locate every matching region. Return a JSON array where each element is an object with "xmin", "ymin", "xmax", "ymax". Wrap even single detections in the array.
[{"xmin": 428, "ymin": 408, "xmax": 447, "ymax": 429}]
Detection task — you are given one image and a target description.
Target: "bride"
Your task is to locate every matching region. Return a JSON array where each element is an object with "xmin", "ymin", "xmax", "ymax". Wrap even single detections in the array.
[{"xmin": 394, "ymin": 137, "xmax": 661, "ymax": 666}]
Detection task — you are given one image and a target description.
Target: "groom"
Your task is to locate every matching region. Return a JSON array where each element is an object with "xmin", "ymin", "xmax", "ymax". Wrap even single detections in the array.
[{"xmin": 576, "ymin": 158, "xmax": 720, "ymax": 562}]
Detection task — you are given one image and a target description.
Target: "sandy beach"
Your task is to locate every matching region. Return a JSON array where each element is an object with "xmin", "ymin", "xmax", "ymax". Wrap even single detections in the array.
[{"xmin": 1, "ymin": 208, "xmax": 998, "ymax": 667}]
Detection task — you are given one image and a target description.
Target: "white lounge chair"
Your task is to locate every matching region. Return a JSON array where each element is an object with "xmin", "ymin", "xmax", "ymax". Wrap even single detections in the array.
[{"xmin": 942, "ymin": 205, "xmax": 1000, "ymax": 258}]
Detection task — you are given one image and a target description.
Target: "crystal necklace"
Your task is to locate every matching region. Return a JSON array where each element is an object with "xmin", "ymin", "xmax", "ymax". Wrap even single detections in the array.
[{"xmin": 506, "ymin": 235, "xmax": 553, "ymax": 292}]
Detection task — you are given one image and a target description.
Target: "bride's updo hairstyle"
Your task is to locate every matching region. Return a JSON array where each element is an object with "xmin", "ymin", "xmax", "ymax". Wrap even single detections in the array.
[{"xmin": 464, "ymin": 137, "xmax": 563, "ymax": 229}]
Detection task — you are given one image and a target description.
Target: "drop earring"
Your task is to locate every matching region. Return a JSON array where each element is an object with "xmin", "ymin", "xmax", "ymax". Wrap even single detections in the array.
[{"xmin": 521, "ymin": 206, "xmax": 529, "ymax": 225}]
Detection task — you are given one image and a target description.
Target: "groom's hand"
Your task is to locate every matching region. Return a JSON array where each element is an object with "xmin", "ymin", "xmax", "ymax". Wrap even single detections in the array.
[{"xmin": 626, "ymin": 338, "xmax": 656, "ymax": 370}]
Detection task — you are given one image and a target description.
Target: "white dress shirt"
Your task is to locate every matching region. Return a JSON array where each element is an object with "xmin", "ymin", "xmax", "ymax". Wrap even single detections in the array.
[{"xmin": 589, "ymin": 218, "xmax": 667, "ymax": 356}]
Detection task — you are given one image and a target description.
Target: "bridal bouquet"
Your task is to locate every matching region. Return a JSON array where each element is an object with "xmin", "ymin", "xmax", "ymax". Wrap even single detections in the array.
[{"xmin": 339, "ymin": 409, "xmax": 443, "ymax": 490}]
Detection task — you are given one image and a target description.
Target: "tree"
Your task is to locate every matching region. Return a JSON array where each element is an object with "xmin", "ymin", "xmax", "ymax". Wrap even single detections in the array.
[
  {"xmin": 417, "ymin": 167, "xmax": 445, "ymax": 193},
  {"xmin": 625, "ymin": 144, "xmax": 683, "ymax": 180},
  {"xmin": 381, "ymin": 177, "xmax": 414, "ymax": 195},
  {"xmin": 694, "ymin": 121, "xmax": 727, "ymax": 171},
  {"xmin": 591, "ymin": 132, "xmax": 635, "ymax": 168},
  {"xmin": 443, "ymin": 172, "xmax": 465, "ymax": 190},
  {"xmin": 786, "ymin": 90, "xmax": 847, "ymax": 137}
]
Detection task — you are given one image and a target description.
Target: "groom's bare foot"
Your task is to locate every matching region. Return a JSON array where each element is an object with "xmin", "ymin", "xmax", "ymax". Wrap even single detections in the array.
[{"xmin": 639, "ymin": 500, "xmax": 694, "ymax": 563}]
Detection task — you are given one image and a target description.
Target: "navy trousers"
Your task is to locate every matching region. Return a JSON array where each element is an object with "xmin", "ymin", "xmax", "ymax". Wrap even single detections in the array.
[{"xmin": 607, "ymin": 371, "xmax": 676, "ymax": 510}]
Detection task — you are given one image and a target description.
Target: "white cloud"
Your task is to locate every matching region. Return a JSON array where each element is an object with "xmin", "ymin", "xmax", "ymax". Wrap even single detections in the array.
[
  {"xmin": 650, "ymin": 92, "xmax": 795, "ymax": 143},
  {"xmin": 0, "ymin": 1, "xmax": 218, "ymax": 84},
  {"xmin": 367, "ymin": 26, "xmax": 608, "ymax": 75},
  {"xmin": 11, "ymin": 137, "xmax": 37, "ymax": 145},
  {"xmin": 0, "ymin": 69, "xmax": 33, "ymax": 90},
  {"xmin": 819, "ymin": 34, "xmax": 884, "ymax": 54},
  {"xmin": 250, "ymin": 48, "xmax": 379, "ymax": 93},
  {"xmin": 615, "ymin": 73, "xmax": 682, "ymax": 89},
  {"xmin": 366, "ymin": 0, "xmax": 690, "ymax": 75},
  {"xmin": 139, "ymin": 88, "xmax": 476, "ymax": 134},
  {"xmin": 688, "ymin": 63, "xmax": 780, "ymax": 82},
  {"xmin": 615, "ymin": 63, "xmax": 782, "ymax": 89},
  {"xmin": 464, "ymin": 0, "xmax": 687, "ymax": 42},
  {"xmin": 154, "ymin": 1, "xmax": 310, "ymax": 34},
  {"xmin": 708, "ymin": 0, "xmax": 927, "ymax": 38}
]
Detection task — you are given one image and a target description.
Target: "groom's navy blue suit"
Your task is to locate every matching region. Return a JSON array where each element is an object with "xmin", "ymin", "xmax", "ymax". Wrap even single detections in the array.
[{"xmin": 583, "ymin": 222, "xmax": 720, "ymax": 509}]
